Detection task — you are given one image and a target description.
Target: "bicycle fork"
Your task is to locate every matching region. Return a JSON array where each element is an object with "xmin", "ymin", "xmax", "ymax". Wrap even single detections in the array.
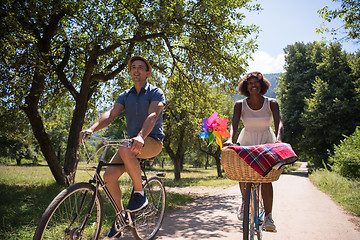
[
  {"xmin": 253, "ymin": 185, "xmax": 264, "ymax": 230},
  {"xmin": 64, "ymin": 187, "xmax": 98, "ymax": 238}
]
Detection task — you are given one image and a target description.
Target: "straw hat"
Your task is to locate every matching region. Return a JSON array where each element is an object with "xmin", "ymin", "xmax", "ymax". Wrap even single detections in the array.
[{"xmin": 128, "ymin": 55, "xmax": 152, "ymax": 75}]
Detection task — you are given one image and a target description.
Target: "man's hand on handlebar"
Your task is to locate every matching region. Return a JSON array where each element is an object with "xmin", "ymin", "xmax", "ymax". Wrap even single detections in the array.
[
  {"xmin": 79, "ymin": 130, "xmax": 93, "ymax": 144},
  {"xmin": 130, "ymin": 135, "xmax": 144, "ymax": 155}
]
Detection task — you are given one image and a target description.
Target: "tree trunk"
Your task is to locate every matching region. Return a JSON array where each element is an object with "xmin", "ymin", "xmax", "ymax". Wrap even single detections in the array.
[
  {"xmin": 63, "ymin": 75, "xmax": 94, "ymax": 184},
  {"xmin": 200, "ymin": 145, "xmax": 223, "ymax": 178},
  {"xmin": 62, "ymin": 44, "xmax": 98, "ymax": 185},
  {"xmin": 16, "ymin": 157, "xmax": 21, "ymax": 166},
  {"xmin": 173, "ymin": 157, "xmax": 181, "ymax": 180},
  {"xmin": 22, "ymin": 74, "xmax": 65, "ymax": 185},
  {"xmin": 205, "ymin": 154, "xmax": 209, "ymax": 170},
  {"xmin": 164, "ymin": 144, "xmax": 183, "ymax": 181},
  {"xmin": 164, "ymin": 127, "xmax": 186, "ymax": 181},
  {"xmin": 215, "ymin": 147, "xmax": 222, "ymax": 178},
  {"xmin": 21, "ymin": 10, "xmax": 68, "ymax": 185}
]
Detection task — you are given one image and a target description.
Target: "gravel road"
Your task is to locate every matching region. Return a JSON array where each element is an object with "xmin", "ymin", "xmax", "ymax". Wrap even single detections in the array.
[{"xmin": 120, "ymin": 162, "xmax": 360, "ymax": 240}]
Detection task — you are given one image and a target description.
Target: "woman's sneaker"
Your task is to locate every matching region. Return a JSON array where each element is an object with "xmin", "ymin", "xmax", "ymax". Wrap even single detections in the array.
[
  {"xmin": 237, "ymin": 202, "xmax": 244, "ymax": 221},
  {"xmin": 264, "ymin": 213, "xmax": 276, "ymax": 232},
  {"xmin": 126, "ymin": 193, "xmax": 148, "ymax": 212}
]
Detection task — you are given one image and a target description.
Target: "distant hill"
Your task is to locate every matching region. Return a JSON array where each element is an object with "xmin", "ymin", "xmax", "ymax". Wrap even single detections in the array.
[
  {"xmin": 264, "ymin": 73, "xmax": 281, "ymax": 98},
  {"xmin": 233, "ymin": 73, "xmax": 281, "ymax": 100}
]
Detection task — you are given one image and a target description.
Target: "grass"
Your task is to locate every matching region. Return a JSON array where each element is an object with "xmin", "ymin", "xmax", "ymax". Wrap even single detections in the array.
[
  {"xmin": 309, "ymin": 168, "xmax": 360, "ymax": 216},
  {"xmin": 0, "ymin": 161, "xmax": 223, "ymax": 239}
]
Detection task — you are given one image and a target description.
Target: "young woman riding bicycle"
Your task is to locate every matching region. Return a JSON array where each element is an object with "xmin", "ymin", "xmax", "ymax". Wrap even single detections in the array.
[{"xmin": 224, "ymin": 71, "xmax": 283, "ymax": 232}]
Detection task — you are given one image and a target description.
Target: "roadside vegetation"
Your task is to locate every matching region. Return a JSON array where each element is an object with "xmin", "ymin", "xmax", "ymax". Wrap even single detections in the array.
[
  {"xmin": 309, "ymin": 127, "xmax": 360, "ymax": 216},
  {"xmin": 309, "ymin": 169, "xmax": 360, "ymax": 216}
]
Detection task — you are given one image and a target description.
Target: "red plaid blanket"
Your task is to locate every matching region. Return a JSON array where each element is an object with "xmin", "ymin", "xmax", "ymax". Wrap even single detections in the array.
[{"xmin": 227, "ymin": 143, "xmax": 298, "ymax": 177}]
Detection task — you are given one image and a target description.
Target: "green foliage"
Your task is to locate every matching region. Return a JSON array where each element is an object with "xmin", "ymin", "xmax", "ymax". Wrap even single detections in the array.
[
  {"xmin": 0, "ymin": 106, "xmax": 41, "ymax": 165},
  {"xmin": 277, "ymin": 41, "xmax": 327, "ymax": 157},
  {"xmin": 318, "ymin": 0, "xmax": 360, "ymax": 40},
  {"xmin": 0, "ymin": 0, "xmax": 259, "ymax": 183},
  {"xmin": 310, "ymin": 168, "xmax": 360, "ymax": 216},
  {"xmin": 162, "ymin": 64, "xmax": 235, "ymax": 179},
  {"xmin": 277, "ymin": 42, "xmax": 360, "ymax": 167},
  {"xmin": 301, "ymin": 44, "xmax": 360, "ymax": 166},
  {"xmin": 329, "ymin": 126, "xmax": 360, "ymax": 179}
]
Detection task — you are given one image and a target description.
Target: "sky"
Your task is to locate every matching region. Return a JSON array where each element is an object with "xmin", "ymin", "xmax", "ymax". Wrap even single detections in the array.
[{"xmin": 243, "ymin": 0, "xmax": 359, "ymax": 74}]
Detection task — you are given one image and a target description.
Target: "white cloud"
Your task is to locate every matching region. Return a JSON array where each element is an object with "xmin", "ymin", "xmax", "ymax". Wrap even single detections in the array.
[{"xmin": 247, "ymin": 51, "xmax": 285, "ymax": 74}]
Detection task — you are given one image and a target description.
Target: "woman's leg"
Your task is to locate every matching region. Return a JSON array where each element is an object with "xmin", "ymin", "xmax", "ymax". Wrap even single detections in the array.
[
  {"xmin": 261, "ymin": 183, "xmax": 273, "ymax": 215},
  {"xmin": 237, "ymin": 182, "xmax": 246, "ymax": 220}
]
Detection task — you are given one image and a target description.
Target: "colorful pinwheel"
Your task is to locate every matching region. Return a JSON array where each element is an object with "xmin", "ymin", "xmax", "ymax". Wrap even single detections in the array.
[{"xmin": 199, "ymin": 112, "xmax": 231, "ymax": 149}]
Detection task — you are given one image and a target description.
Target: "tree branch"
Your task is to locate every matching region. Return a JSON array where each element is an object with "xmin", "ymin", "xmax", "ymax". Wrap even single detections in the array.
[{"xmin": 54, "ymin": 43, "xmax": 79, "ymax": 100}]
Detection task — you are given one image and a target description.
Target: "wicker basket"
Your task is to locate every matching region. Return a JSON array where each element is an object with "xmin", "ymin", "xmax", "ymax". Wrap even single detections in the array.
[{"xmin": 221, "ymin": 148, "xmax": 283, "ymax": 183}]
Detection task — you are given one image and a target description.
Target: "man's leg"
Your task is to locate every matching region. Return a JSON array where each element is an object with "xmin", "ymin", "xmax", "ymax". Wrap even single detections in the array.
[
  {"xmin": 119, "ymin": 147, "xmax": 143, "ymax": 191},
  {"xmin": 118, "ymin": 137, "xmax": 163, "ymax": 192},
  {"xmin": 122, "ymin": 137, "xmax": 162, "ymax": 212},
  {"xmin": 103, "ymin": 147, "xmax": 126, "ymax": 210}
]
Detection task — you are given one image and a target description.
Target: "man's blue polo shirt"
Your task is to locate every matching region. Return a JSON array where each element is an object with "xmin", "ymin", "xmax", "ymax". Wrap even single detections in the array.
[{"xmin": 116, "ymin": 82, "xmax": 165, "ymax": 141}]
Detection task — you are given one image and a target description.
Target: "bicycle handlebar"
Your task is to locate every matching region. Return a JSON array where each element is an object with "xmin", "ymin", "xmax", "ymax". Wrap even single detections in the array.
[
  {"xmin": 81, "ymin": 133, "xmax": 133, "ymax": 165},
  {"xmin": 87, "ymin": 135, "xmax": 132, "ymax": 144},
  {"xmin": 81, "ymin": 130, "xmax": 132, "ymax": 144}
]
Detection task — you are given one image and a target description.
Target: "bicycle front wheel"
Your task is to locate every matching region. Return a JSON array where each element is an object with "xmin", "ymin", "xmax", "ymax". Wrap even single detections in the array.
[
  {"xmin": 243, "ymin": 183, "xmax": 262, "ymax": 240},
  {"xmin": 33, "ymin": 182, "xmax": 103, "ymax": 240},
  {"xmin": 131, "ymin": 176, "xmax": 166, "ymax": 240}
]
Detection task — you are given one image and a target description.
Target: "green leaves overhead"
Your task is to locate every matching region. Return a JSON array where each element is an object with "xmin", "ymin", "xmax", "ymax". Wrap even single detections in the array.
[
  {"xmin": 1, "ymin": 0, "xmax": 259, "ymax": 183},
  {"xmin": 318, "ymin": 0, "xmax": 360, "ymax": 40}
]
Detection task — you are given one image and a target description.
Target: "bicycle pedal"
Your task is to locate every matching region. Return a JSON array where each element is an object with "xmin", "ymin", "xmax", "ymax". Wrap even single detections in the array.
[{"xmin": 263, "ymin": 228, "xmax": 277, "ymax": 233}]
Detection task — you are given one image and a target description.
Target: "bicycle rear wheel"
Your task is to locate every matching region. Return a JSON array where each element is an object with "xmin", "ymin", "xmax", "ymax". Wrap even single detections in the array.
[
  {"xmin": 131, "ymin": 176, "xmax": 166, "ymax": 240},
  {"xmin": 33, "ymin": 182, "xmax": 103, "ymax": 240}
]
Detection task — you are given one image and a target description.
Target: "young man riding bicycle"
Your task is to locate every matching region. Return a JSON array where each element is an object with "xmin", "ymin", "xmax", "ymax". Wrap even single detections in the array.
[{"xmin": 79, "ymin": 55, "xmax": 165, "ymax": 238}]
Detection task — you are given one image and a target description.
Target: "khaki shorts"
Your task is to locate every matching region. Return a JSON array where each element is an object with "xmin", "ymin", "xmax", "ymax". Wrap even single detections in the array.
[{"xmin": 110, "ymin": 137, "xmax": 163, "ymax": 163}]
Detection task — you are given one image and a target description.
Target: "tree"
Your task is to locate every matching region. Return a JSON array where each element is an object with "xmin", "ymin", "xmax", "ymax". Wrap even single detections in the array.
[
  {"xmin": 300, "ymin": 44, "xmax": 360, "ymax": 166},
  {"xmin": 276, "ymin": 42, "xmax": 326, "ymax": 155},
  {"xmin": 0, "ymin": 104, "xmax": 40, "ymax": 165},
  {"xmin": 277, "ymin": 41, "xmax": 360, "ymax": 167},
  {"xmin": 318, "ymin": 0, "xmax": 360, "ymax": 40},
  {"xmin": 1, "ymin": 0, "xmax": 259, "ymax": 184}
]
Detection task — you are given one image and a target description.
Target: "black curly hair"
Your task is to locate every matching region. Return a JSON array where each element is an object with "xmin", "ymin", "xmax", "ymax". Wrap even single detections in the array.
[{"xmin": 237, "ymin": 71, "xmax": 271, "ymax": 97}]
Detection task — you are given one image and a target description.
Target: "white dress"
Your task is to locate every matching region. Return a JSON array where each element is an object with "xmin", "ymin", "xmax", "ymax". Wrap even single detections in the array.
[{"xmin": 237, "ymin": 97, "xmax": 276, "ymax": 146}]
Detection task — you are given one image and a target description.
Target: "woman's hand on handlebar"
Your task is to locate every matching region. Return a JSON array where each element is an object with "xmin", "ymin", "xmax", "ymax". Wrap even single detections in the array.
[{"xmin": 223, "ymin": 140, "xmax": 233, "ymax": 147}]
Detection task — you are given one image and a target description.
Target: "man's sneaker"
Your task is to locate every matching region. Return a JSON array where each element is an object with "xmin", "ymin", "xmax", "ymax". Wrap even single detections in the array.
[
  {"xmin": 126, "ymin": 193, "xmax": 148, "ymax": 212},
  {"xmin": 106, "ymin": 222, "xmax": 122, "ymax": 239},
  {"xmin": 264, "ymin": 213, "xmax": 276, "ymax": 232},
  {"xmin": 237, "ymin": 202, "xmax": 244, "ymax": 221}
]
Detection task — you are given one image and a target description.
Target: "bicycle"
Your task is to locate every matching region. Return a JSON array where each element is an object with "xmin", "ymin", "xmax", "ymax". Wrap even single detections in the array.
[
  {"xmin": 33, "ymin": 135, "xmax": 166, "ymax": 240},
  {"xmin": 221, "ymin": 143, "xmax": 297, "ymax": 240},
  {"xmin": 242, "ymin": 182, "xmax": 266, "ymax": 240}
]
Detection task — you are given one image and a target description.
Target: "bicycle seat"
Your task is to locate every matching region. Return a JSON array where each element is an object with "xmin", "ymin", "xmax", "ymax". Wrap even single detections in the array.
[{"xmin": 138, "ymin": 157, "xmax": 155, "ymax": 166}]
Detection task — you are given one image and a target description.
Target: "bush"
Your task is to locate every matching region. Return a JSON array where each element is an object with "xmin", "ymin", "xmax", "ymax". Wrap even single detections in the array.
[
  {"xmin": 329, "ymin": 126, "xmax": 360, "ymax": 179},
  {"xmin": 309, "ymin": 169, "xmax": 360, "ymax": 216}
]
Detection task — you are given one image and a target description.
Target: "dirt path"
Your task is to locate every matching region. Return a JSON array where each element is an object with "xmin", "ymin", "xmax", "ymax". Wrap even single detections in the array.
[{"xmin": 122, "ymin": 162, "xmax": 360, "ymax": 239}]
